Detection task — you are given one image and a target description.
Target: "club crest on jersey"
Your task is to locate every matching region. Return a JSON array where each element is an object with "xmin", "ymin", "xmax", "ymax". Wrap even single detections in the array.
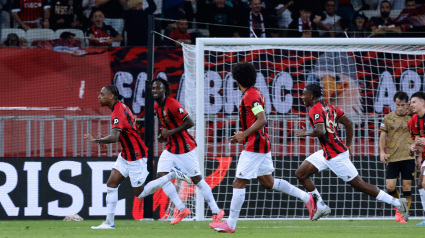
[
  {"xmin": 113, "ymin": 118, "xmax": 119, "ymax": 125},
  {"xmin": 314, "ymin": 113, "xmax": 320, "ymax": 121},
  {"xmin": 178, "ymin": 107, "xmax": 184, "ymax": 114},
  {"xmin": 252, "ymin": 101, "xmax": 260, "ymax": 107}
]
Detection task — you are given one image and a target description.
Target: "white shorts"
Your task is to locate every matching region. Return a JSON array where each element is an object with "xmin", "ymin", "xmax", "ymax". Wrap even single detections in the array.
[
  {"xmin": 157, "ymin": 149, "xmax": 201, "ymax": 177},
  {"xmin": 236, "ymin": 151, "xmax": 275, "ymax": 179},
  {"xmin": 306, "ymin": 150, "xmax": 358, "ymax": 182},
  {"xmin": 113, "ymin": 154, "xmax": 149, "ymax": 187}
]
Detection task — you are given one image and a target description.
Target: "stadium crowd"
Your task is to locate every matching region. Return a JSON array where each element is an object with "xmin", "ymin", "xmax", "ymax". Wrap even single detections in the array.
[{"xmin": 1, "ymin": 0, "xmax": 425, "ymax": 47}]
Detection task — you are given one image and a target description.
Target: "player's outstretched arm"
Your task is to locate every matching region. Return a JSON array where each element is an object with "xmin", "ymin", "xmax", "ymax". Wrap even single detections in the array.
[
  {"xmin": 231, "ymin": 111, "xmax": 267, "ymax": 143},
  {"xmin": 84, "ymin": 129, "xmax": 121, "ymax": 144},
  {"xmin": 160, "ymin": 115, "xmax": 195, "ymax": 139}
]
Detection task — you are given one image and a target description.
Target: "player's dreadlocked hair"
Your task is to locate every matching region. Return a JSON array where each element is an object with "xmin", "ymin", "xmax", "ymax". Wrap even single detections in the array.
[
  {"xmin": 152, "ymin": 78, "xmax": 171, "ymax": 96},
  {"xmin": 305, "ymin": 83, "xmax": 324, "ymax": 99},
  {"xmin": 104, "ymin": 85, "xmax": 124, "ymax": 101},
  {"xmin": 232, "ymin": 62, "xmax": 257, "ymax": 88}
]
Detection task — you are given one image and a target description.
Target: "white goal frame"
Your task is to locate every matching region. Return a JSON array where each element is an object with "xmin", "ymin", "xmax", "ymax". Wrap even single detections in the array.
[{"xmin": 193, "ymin": 38, "xmax": 425, "ymax": 221}]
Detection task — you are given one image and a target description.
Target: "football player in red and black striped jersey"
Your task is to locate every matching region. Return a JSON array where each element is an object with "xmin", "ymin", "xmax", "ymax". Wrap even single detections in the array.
[
  {"xmin": 84, "ymin": 85, "xmax": 190, "ymax": 229},
  {"xmin": 211, "ymin": 63, "xmax": 314, "ymax": 233},
  {"xmin": 296, "ymin": 83, "xmax": 409, "ymax": 221},
  {"xmin": 407, "ymin": 92, "xmax": 425, "ymax": 225},
  {"xmin": 11, "ymin": 0, "xmax": 50, "ymax": 30},
  {"xmin": 152, "ymin": 78, "xmax": 224, "ymax": 225}
]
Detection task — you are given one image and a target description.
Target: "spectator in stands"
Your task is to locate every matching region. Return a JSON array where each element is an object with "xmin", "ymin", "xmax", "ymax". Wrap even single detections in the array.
[
  {"xmin": 346, "ymin": 10, "xmax": 369, "ymax": 37},
  {"xmin": 273, "ymin": 0, "xmax": 294, "ymax": 35},
  {"xmin": 95, "ymin": 0, "xmax": 126, "ymax": 46},
  {"xmin": 335, "ymin": 0, "xmax": 360, "ymax": 25},
  {"xmin": 377, "ymin": 0, "xmax": 406, "ymax": 10},
  {"xmin": 11, "ymin": 0, "xmax": 51, "ymax": 30},
  {"xmin": 86, "ymin": 9, "xmax": 123, "ymax": 46},
  {"xmin": 168, "ymin": 17, "xmax": 192, "ymax": 46},
  {"xmin": 1, "ymin": 33, "xmax": 28, "ymax": 47},
  {"xmin": 123, "ymin": 0, "xmax": 156, "ymax": 46},
  {"xmin": 405, "ymin": 0, "xmax": 417, "ymax": 10},
  {"xmin": 50, "ymin": 0, "xmax": 84, "ymax": 30},
  {"xmin": 164, "ymin": 0, "xmax": 185, "ymax": 22},
  {"xmin": 318, "ymin": 0, "xmax": 342, "ymax": 37},
  {"xmin": 205, "ymin": 0, "xmax": 237, "ymax": 37},
  {"xmin": 234, "ymin": 0, "xmax": 272, "ymax": 37},
  {"xmin": 287, "ymin": 4, "xmax": 318, "ymax": 37},
  {"xmin": 369, "ymin": 0, "xmax": 402, "ymax": 37}
]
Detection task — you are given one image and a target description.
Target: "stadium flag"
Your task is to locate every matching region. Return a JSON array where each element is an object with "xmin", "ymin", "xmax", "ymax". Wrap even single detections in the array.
[{"xmin": 32, "ymin": 38, "xmax": 88, "ymax": 56}]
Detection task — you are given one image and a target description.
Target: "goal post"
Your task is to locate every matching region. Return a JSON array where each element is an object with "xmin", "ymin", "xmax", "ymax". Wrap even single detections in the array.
[{"xmin": 184, "ymin": 38, "xmax": 425, "ymax": 221}]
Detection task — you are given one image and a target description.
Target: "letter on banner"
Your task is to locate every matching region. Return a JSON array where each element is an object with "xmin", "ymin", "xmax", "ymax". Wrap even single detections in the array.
[
  {"xmin": 132, "ymin": 72, "xmax": 147, "ymax": 114},
  {"xmin": 88, "ymin": 162, "xmax": 125, "ymax": 216},
  {"xmin": 254, "ymin": 73, "xmax": 272, "ymax": 114},
  {"xmin": 400, "ymin": 70, "xmax": 421, "ymax": 99},
  {"xmin": 47, "ymin": 161, "xmax": 84, "ymax": 216},
  {"xmin": 224, "ymin": 72, "xmax": 242, "ymax": 114},
  {"xmin": 272, "ymin": 72, "xmax": 293, "ymax": 113},
  {"xmin": 0, "ymin": 162, "xmax": 19, "ymax": 216},
  {"xmin": 114, "ymin": 71, "xmax": 133, "ymax": 98},
  {"xmin": 374, "ymin": 71, "xmax": 397, "ymax": 113},
  {"xmin": 24, "ymin": 162, "xmax": 42, "ymax": 216},
  {"xmin": 204, "ymin": 71, "xmax": 223, "ymax": 114}
]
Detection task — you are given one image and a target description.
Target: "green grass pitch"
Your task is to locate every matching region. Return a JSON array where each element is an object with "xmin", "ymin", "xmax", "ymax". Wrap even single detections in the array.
[{"xmin": 0, "ymin": 220, "xmax": 424, "ymax": 238}]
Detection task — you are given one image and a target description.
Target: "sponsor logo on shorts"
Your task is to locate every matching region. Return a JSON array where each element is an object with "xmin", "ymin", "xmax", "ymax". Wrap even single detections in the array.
[
  {"xmin": 113, "ymin": 118, "xmax": 119, "ymax": 125},
  {"xmin": 239, "ymin": 172, "xmax": 242, "ymax": 176},
  {"xmin": 347, "ymin": 175, "xmax": 351, "ymax": 179},
  {"xmin": 138, "ymin": 181, "xmax": 141, "ymax": 185}
]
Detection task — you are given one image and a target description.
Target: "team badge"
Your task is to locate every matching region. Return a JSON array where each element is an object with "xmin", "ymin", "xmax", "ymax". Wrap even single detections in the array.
[
  {"xmin": 113, "ymin": 118, "xmax": 119, "ymax": 125},
  {"xmin": 178, "ymin": 107, "xmax": 184, "ymax": 114},
  {"xmin": 314, "ymin": 113, "xmax": 320, "ymax": 121}
]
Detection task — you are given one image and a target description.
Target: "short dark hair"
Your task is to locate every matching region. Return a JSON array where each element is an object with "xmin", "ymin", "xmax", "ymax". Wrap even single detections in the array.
[
  {"xmin": 406, "ymin": 0, "xmax": 416, "ymax": 5},
  {"xmin": 381, "ymin": 0, "xmax": 391, "ymax": 8},
  {"xmin": 104, "ymin": 85, "xmax": 123, "ymax": 100},
  {"xmin": 152, "ymin": 77, "xmax": 171, "ymax": 96},
  {"xmin": 305, "ymin": 83, "xmax": 324, "ymax": 98},
  {"xmin": 393, "ymin": 91, "xmax": 408, "ymax": 102},
  {"xmin": 232, "ymin": 62, "xmax": 257, "ymax": 88},
  {"xmin": 411, "ymin": 91, "xmax": 425, "ymax": 101}
]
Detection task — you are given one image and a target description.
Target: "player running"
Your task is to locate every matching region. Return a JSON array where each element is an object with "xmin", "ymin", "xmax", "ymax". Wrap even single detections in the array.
[
  {"xmin": 295, "ymin": 83, "xmax": 409, "ymax": 221},
  {"xmin": 84, "ymin": 85, "xmax": 190, "ymax": 229},
  {"xmin": 151, "ymin": 78, "xmax": 224, "ymax": 225},
  {"xmin": 210, "ymin": 63, "xmax": 316, "ymax": 233},
  {"xmin": 407, "ymin": 92, "xmax": 425, "ymax": 225}
]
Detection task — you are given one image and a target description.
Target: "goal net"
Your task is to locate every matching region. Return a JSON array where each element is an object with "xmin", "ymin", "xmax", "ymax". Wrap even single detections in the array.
[{"xmin": 179, "ymin": 38, "xmax": 425, "ymax": 220}]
